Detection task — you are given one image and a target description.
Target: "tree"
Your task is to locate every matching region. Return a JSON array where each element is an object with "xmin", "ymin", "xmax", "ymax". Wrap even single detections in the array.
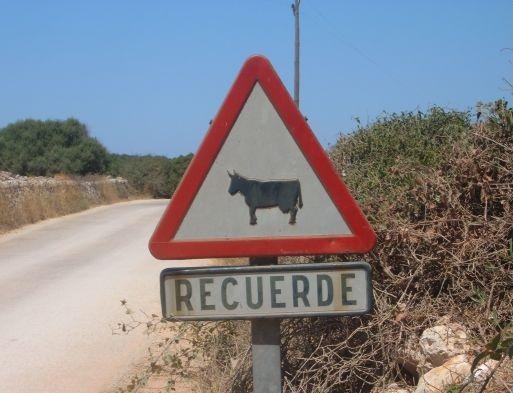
[{"xmin": 0, "ymin": 118, "xmax": 110, "ymax": 176}]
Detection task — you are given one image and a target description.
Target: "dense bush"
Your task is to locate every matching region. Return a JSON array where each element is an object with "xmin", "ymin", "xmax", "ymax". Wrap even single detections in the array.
[
  {"xmin": 0, "ymin": 118, "xmax": 110, "ymax": 176},
  {"xmin": 108, "ymin": 153, "xmax": 192, "ymax": 198},
  {"xmin": 0, "ymin": 118, "xmax": 193, "ymax": 198},
  {"xmin": 330, "ymin": 107, "xmax": 470, "ymax": 223}
]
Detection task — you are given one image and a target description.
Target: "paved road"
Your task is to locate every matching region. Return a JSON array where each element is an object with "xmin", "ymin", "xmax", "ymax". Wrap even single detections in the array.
[{"xmin": 0, "ymin": 200, "xmax": 211, "ymax": 393}]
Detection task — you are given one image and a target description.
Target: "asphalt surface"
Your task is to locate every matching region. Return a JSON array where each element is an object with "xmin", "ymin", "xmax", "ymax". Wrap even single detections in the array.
[{"xmin": 0, "ymin": 200, "xmax": 211, "ymax": 393}]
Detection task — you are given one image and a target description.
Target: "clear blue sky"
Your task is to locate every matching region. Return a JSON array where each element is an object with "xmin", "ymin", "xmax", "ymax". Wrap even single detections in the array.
[{"xmin": 0, "ymin": 1, "xmax": 511, "ymax": 157}]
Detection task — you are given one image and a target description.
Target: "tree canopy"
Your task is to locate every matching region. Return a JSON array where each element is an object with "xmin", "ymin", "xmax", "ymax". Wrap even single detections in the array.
[{"xmin": 0, "ymin": 118, "xmax": 109, "ymax": 176}]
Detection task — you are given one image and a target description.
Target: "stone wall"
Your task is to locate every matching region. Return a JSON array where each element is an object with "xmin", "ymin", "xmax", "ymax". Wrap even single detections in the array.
[{"xmin": 0, "ymin": 171, "xmax": 134, "ymax": 232}]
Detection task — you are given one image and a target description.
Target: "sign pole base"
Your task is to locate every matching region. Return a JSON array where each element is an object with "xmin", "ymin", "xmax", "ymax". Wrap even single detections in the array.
[{"xmin": 250, "ymin": 256, "xmax": 282, "ymax": 393}]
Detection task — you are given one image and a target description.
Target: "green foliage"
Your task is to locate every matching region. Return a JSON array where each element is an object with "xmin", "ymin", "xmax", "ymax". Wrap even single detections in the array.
[
  {"xmin": 471, "ymin": 325, "xmax": 513, "ymax": 374},
  {"xmin": 0, "ymin": 117, "xmax": 193, "ymax": 198},
  {"xmin": 445, "ymin": 384, "xmax": 462, "ymax": 393},
  {"xmin": 0, "ymin": 118, "xmax": 110, "ymax": 176},
  {"xmin": 330, "ymin": 107, "xmax": 470, "ymax": 222},
  {"xmin": 108, "ymin": 153, "xmax": 192, "ymax": 198},
  {"xmin": 478, "ymin": 99, "xmax": 513, "ymax": 138}
]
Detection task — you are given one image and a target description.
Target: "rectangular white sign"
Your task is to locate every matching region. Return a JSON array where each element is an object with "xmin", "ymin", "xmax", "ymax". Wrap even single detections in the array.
[{"xmin": 160, "ymin": 262, "xmax": 372, "ymax": 320}]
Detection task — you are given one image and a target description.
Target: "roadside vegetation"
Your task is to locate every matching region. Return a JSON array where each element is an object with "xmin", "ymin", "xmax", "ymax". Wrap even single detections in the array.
[
  {"xmin": 0, "ymin": 172, "xmax": 132, "ymax": 233},
  {"xmin": 109, "ymin": 153, "xmax": 192, "ymax": 199},
  {"xmin": 0, "ymin": 118, "xmax": 110, "ymax": 176},
  {"xmin": 273, "ymin": 101, "xmax": 512, "ymax": 393},
  {"xmin": 0, "ymin": 118, "xmax": 192, "ymax": 232},
  {"xmin": 0, "ymin": 118, "xmax": 192, "ymax": 198},
  {"xmin": 116, "ymin": 101, "xmax": 512, "ymax": 393}
]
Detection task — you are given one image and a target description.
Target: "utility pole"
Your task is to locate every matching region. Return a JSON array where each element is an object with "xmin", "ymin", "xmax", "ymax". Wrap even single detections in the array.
[{"xmin": 292, "ymin": 0, "xmax": 300, "ymax": 107}]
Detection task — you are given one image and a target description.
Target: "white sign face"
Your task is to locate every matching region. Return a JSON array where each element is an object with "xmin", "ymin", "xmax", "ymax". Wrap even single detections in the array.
[
  {"xmin": 160, "ymin": 262, "xmax": 372, "ymax": 320},
  {"xmin": 173, "ymin": 83, "xmax": 351, "ymax": 240}
]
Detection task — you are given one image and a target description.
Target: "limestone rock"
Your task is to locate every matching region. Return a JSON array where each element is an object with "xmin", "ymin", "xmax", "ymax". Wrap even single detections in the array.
[
  {"xmin": 418, "ymin": 323, "xmax": 470, "ymax": 371},
  {"xmin": 472, "ymin": 359, "xmax": 499, "ymax": 383},
  {"xmin": 415, "ymin": 355, "xmax": 471, "ymax": 393}
]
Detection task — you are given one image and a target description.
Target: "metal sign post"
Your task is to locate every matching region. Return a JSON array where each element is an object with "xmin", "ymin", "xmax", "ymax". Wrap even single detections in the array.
[
  {"xmin": 251, "ymin": 318, "xmax": 281, "ymax": 393},
  {"xmin": 250, "ymin": 256, "xmax": 281, "ymax": 393}
]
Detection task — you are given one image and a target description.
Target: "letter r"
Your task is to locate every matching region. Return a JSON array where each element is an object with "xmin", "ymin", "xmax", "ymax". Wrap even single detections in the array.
[{"xmin": 175, "ymin": 279, "xmax": 193, "ymax": 312}]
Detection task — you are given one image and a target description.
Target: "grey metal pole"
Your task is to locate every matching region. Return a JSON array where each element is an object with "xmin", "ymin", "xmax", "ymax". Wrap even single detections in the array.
[
  {"xmin": 250, "ymin": 256, "xmax": 282, "ymax": 393},
  {"xmin": 292, "ymin": 0, "xmax": 300, "ymax": 107}
]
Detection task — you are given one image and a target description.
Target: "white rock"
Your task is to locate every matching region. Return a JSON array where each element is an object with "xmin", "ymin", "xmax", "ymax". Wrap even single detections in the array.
[
  {"xmin": 415, "ymin": 355, "xmax": 471, "ymax": 393},
  {"xmin": 418, "ymin": 323, "xmax": 470, "ymax": 371},
  {"xmin": 473, "ymin": 359, "xmax": 499, "ymax": 383}
]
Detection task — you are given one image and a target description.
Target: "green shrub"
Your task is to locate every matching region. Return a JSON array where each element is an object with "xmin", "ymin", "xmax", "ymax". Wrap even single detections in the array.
[
  {"xmin": 330, "ymin": 107, "xmax": 470, "ymax": 222},
  {"xmin": 108, "ymin": 153, "xmax": 192, "ymax": 198},
  {"xmin": 0, "ymin": 117, "xmax": 193, "ymax": 198},
  {"xmin": 0, "ymin": 118, "xmax": 110, "ymax": 176}
]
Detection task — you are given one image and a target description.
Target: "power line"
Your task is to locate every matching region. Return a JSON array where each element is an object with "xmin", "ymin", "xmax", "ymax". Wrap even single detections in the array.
[{"xmin": 303, "ymin": 2, "xmax": 408, "ymax": 89}]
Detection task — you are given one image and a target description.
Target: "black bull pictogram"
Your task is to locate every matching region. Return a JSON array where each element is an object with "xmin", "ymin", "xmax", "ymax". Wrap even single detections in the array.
[{"xmin": 227, "ymin": 171, "xmax": 303, "ymax": 225}]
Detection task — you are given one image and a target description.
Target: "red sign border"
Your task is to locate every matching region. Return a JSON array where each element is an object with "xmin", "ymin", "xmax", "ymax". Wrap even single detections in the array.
[{"xmin": 149, "ymin": 55, "xmax": 376, "ymax": 260}]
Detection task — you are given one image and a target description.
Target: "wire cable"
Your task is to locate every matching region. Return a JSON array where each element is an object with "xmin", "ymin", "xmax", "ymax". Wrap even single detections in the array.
[{"xmin": 302, "ymin": 1, "xmax": 409, "ymax": 90}]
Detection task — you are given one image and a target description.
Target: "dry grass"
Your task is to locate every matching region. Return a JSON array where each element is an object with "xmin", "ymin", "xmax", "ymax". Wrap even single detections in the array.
[
  {"xmin": 0, "ymin": 175, "xmax": 136, "ymax": 233},
  {"xmin": 184, "ymin": 321, "xmax": 252, "ymax": 393}
]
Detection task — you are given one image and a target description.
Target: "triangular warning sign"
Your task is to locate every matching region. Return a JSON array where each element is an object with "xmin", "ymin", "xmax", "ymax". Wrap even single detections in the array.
[{"xmin": 149, "ymin": 55, "xmax": 376, "ymax": 260}]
